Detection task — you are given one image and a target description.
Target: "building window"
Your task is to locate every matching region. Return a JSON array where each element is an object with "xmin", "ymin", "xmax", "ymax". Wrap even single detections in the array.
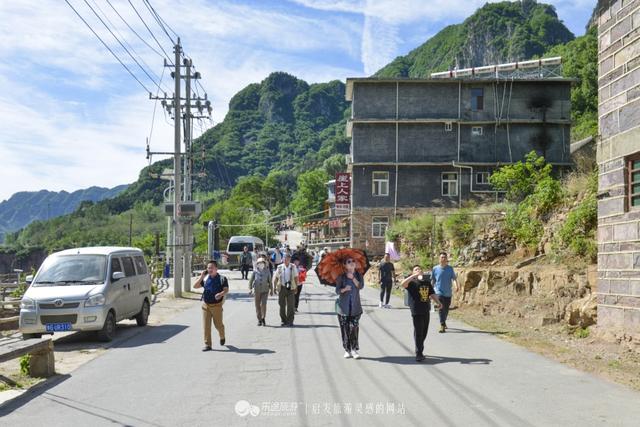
[
  {"xmin": 476, "ymin": 172, "xmax": 490, "ymax": 185},
  {"xmin": 444, "ymin": 122, "xmax": 453, "ymax": 132},
  {"xmin": 472, "ymin": 126, "xmax": 483, "ymax": 136},
  {"xmin": 372, "ymin": 171, "xmax": 389, "ymax": 196},
  {"xmin": 471, "ymin": 88, "xmax": 484, "ymax": 111},
  {"xmin": 442, "ymin": 172, "xmax": 458, "ymax": 197},
  {"xmin": 628, "ymin": 155, "xmax": 640, "ymax": 209},
  {"xmin": 372, "ymin": 217, "xmax": 389, "ymax": 238}
]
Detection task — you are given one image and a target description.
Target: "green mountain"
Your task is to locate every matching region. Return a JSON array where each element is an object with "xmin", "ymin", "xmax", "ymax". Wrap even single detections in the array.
[
  {"xmin": 0, "ymin": 185, "xmax": 127, "ymax": 242},
  {"xmin": 376, "ymin": 0, "xmax": 574, "ymax": 78},
  {"xmin": 4, "ymin": 0, "xmax": 597, "ymax": 256}
]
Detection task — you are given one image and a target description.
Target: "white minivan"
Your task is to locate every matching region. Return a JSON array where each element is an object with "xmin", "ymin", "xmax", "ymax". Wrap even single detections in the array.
[
  {"xmin": 19, "ymin": 247, "xmax": 152, "ymax": 342},
  {"xmin": 224, "ymin": 236, "xmax": 264, "ymax": 269}
]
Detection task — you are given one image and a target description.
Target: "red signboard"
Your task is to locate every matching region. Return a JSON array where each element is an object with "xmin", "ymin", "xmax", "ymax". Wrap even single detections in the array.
[{"xmin": 335, "ymin": 172, "xmax": 351, "ymax": 215}]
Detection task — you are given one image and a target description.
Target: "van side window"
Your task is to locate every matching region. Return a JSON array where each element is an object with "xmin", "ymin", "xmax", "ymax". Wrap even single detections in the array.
[
  {"xmin": 111, "ymin": 258, "xmax": 123, "ymax": 275},
  {"xmin": 122, "ymin": 257, "xmax": 136, "ymax": 277},
  {"xmin": 134, "ymin": 256, "xmax": 148, "ymax": 274}
]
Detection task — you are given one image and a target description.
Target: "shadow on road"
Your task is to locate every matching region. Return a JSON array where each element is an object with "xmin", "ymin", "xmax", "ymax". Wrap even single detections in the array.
[
  {"xmin": 445, "ymin": 327, "xmax": 509, "ymax": 335},
  {"xmin": 53, "ymin": 324, "xmax": 188, "ymax": 351},
  {"xmin": 214, "ymin": 345, "xmax": 275, "ymax": 355},
  {"xmin": 361, "ymin": 355, "xmax": 492, "ymax": 365},
  {"xmin": 0, "ymin": 374, "xmax": 72, "ymax": 417}
]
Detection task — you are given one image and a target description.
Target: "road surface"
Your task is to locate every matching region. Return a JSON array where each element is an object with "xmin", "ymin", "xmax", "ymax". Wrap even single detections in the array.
[{"xmin": 1, "ymin": 270, "xmax": 639, "ymax": 426}]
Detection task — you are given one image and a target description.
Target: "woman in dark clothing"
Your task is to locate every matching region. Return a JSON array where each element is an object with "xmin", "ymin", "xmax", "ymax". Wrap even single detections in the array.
[{"xmin": 335, "ymin": 258, "xmax": 364, "ymax": 359}]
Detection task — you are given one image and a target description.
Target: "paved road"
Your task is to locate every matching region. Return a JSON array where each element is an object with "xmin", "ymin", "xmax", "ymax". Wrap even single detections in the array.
[{"xmin": 1, "ymin": 270, "xmax": 639, "ymax": 426}]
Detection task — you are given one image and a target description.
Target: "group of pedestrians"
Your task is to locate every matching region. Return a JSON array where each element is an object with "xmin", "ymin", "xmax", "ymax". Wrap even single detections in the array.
[{"xmin": 196, "ymin": 246, "xmax": 458, "ymax": 363}]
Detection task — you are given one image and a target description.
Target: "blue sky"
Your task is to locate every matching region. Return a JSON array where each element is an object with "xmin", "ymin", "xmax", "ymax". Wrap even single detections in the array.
[{"xmin": 0, "ymin": 0, "xmax": 595, "ymax": 201}]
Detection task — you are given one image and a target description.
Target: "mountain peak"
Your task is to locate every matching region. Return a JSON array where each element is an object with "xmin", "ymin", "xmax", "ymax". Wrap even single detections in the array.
[{"xmin": 376, "ymin": 0, "xmax": 574, "ymax": 78}]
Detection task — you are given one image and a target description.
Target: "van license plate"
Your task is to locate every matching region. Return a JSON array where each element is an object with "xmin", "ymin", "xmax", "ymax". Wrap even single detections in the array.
[{"xmin": 45, "ymin": 323, "xmax": 71, "ymax": 332}]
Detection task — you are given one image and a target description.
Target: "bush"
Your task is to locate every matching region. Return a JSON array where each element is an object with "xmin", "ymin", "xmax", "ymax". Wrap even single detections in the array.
[
  {"xmin": 19, "ymin": 355, "xmax": 30, "ymax": 376},
  {"xmin": 557, "ymin": 170, "xmax": 597, "ymax": 262},
  {"xmin": 443, "ymin": 210, "xmax": 476, "ymax": 247},
  {"xmin": 490, "ymin": 151, "xmax": 554, "ymax": 202}
]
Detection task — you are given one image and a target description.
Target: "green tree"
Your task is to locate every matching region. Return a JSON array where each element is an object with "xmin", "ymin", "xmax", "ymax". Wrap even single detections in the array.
[
  {"xmin": 490, "ymin": 151, "xmax": 554, "ymax": 202},
  {"xmin": 290, "ymin": 169, "xmax": 330, "ymax": 219}
]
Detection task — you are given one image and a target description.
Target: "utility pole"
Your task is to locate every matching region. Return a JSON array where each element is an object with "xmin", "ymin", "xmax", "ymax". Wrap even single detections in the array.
[
  {"xmin": 148, "ymin": 38, "xmax": 212, "ymax": 299},
  {"xmin": 173, "ymin": 39, "xmax": 183, "ymax": 298},
  {"xmin": 183, "ymin": 57, "xmax": 192, "ymax": 294}
]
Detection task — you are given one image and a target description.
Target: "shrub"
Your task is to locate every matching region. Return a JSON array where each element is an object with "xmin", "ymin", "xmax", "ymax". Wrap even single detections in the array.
[
  {"xmin": 19, "ymin": 354, "xmax": 31, "ymax": 376},
  {"xmin": 557, "ymin": 170, "xmax": 597, "ymax": 262},
  {"xmin": 490, "ymin": 151, "xmax": 554, "ymax": 202},
  {"xmin": 443, "ymin": 210, "xmax": 476, "ymax": 247}
]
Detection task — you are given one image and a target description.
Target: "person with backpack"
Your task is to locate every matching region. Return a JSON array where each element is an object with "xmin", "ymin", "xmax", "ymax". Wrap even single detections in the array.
[
  {"xmin": 401, "ymin": 264, "xmax": 441, "ymax": 362},
  {"xmin": 239, "ymin": 246, "xmax": 253, "ymax": 280},
  {"xmin": 194, "ymin": 260, "xmax": 229, "ymax": 351},
  {"xmin": 249, "ymin": 257, "xmax": 273, "ymax": 326},
  {"xmin": 273, "ymin": 253, "xmax": 299, "ymax": 326},
  {"xmin": 293, "ymin": 258, "xmax": 307, "ymax": 312}
]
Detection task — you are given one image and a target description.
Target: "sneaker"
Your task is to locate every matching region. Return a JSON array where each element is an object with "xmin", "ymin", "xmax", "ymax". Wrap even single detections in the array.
[
  {"xmin": 351, "ymin": 350, "xmax": 360, "ymax": 359},
  {"xmin": 202, "ymin": 346, "xmax": 212, "ymax": 352},
  {"xmin": 257, "ymin": 321, "xmax": 262, "ymax": 326},
  {"xmin": 281, "ymin": 322, "xmax": 286, "ymax": 326},
  {"xmin": 220, "ymin": 338, "xmax": 226, "ymax": 345},
  {"xmin": 378, "ymin": 302, "xmax": 383, "ymax": 308},
  {"xmin": 384, "ymin": 304, "xmax": 392, "ymax": 309},
  {"xmin": 416, "ymin": 354, "xmax": 425, "ymax": 362},
  {"xmin": 443, "ymin": 322, "xmax": 448, "ymax": 329},
  {"xmin": 439, "ymin": 325, "xmax": 445, "ymax": 333},
  {"xmin": 343, "ymin": 351, "xmax": 352, "ymax": 358}
]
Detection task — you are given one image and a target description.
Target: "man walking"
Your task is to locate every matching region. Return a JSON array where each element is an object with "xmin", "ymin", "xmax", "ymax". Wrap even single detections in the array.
[
  {"xmin": 249, "ymin": 257, "xmax": 272, "ymax": 326},
  {"xmin": 273, "ymin": 253, "xmax": 298, "ymax": 326},
  {"xmin": 194, "ymin": 260, "xmax": 229, "ymax": 351},
  {"xmin": 432, "ymin": 252, "xmax": 458, "ymax": 333},
  {"xmin": 378, "ymin": 253, "xmax": 395, "ymax": 308},
  {"xmin": 401, "ymin": 265, "xmax": 440, "ymax": 362},
  {"xmin": 239, "ymin": 246, "xmax": 252, "ymax": 280}
]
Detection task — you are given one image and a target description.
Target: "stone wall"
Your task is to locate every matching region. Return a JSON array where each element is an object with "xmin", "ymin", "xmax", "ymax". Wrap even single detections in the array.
[{"xmin": 597, "ymin": 0, "xmax": 640, "ymax": 336}]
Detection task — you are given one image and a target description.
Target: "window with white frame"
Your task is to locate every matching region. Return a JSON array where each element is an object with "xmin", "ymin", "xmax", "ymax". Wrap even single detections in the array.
[
  {"xmin": 444, "ymin": 122, "xmax": 453, "ymax": 132},
  {"xmin": 442, "ymin": 172, "xmax": 458, "ymax": 196},
  {"xmin": 472, "ymin": 126, "xmax": 483, "ymax": 136},
  {"xmin": 372, "ymin": 171, "xmax": 389, "ymax": 196},
  {"xmin": 476, "ymin": 172, "xmax": 490, "ymax": 185},
  {"xmin": 372, "ymin": 217, "xmax": 389, "ymax": 238}
]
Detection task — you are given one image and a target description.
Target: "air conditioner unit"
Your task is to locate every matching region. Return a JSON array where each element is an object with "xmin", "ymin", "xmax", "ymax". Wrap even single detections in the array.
[{"xmin": 164, "ymin": 202, "xmax": 202, "ymax": 217}]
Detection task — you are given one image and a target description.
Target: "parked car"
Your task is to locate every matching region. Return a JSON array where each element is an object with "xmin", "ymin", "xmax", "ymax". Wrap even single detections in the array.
[{"xmin": 19, "ymin": 247, "xmax": 152, "ymax": 342}]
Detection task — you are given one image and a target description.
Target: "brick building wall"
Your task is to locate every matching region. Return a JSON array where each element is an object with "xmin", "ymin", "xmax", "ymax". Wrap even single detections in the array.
[{"xmin": 597, "ymin": 0, "xmax": 640, "ymax": 335}]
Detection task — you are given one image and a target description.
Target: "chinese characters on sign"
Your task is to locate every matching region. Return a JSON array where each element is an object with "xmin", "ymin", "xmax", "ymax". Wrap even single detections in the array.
[{"xmin": 335, "ymin": 172, "xmax": 351, "ymax": 216}]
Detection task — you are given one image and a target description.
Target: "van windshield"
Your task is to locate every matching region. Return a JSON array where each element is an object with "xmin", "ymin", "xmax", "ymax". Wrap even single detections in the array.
[
  {"xmin": 228, "ymin": 243, "xmax": 253, "ymax": 252},
  {"xmin": 33, "ymin": 255, "xmax": 108, "ymax": 287}
]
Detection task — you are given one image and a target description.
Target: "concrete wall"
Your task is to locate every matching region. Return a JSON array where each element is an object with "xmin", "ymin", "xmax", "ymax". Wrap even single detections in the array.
[
  {"xmin": 351, "ymin": 165, "xmax": 496, "ymax": 209},
  {"xmin": 597, "ymin": 0, "xmax": 640, "ymax": 336}
]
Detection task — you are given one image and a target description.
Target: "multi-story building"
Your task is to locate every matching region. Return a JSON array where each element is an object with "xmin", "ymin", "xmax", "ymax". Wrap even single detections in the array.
[
  {"xmin": 596, "ymin": 0, "xmax": 640, "ymax": 337},
  {"xmin": 346, "ymin": 64, "xmax": 573, "ymax": 255}
]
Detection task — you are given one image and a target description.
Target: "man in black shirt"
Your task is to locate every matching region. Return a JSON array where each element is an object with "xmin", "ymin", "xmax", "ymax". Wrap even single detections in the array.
[
  {"xmin": 401, "ymin": 265, "xmax": 441, "ymax": 362},
  {"xmin": 378, "ymin": 253, "xmax": 395, "ymax": 308}
]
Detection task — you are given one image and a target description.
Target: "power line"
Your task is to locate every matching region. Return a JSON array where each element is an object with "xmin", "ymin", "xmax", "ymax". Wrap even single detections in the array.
[
  {"xmin": 64, "ymin": 0, "xmax": 152, "ymax": 93},
  {"xmin": 105, "ymin": 0, "xmax": 165, "ymax": 59},
  {"xmin": 83, "ymin": 0, "xmax": 165, "ymax": 93},
  {"xmin": 147, "ymin": 65, "xmax": 166, "ymax": 153},
  {"xmin": 127, "ymin": 0, "xmax": 174, "ymax": 65},
  {"xmin": 89, "ymin": 0, "xmax": 170, "ymax": 93},
  {"xmin": 142, "ymin": 0, "xmax": 178, "ymax": 44}
]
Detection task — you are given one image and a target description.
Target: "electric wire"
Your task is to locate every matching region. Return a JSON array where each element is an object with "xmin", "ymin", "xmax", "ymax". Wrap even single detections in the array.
[
  {"xmin": 105, "ymin": 0, "xmax": 165, "ymax": 59},
  {"xmin": 83, "ymin": 0, "xmax": 165, "ymax": 93},
  {"xmin": 127, "ymin": 0, "xmax": 174, "ymax": 65},
  {"xmin": 143, "ymin": 0, "xmax": 179, "ymax": 44},
  {"xmin": 64, "ymin": 0, "xmax": 152, "ymax": 93}
]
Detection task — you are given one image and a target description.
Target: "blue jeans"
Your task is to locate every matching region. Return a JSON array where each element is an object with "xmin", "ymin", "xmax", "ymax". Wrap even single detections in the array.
[{"xmin": 438, "ymin": 296, "xmax": 452, "ymax": 326}]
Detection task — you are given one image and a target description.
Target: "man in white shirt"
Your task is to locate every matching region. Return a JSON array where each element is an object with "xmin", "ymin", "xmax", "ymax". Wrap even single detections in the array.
[{"xmin": 273, "ymin": 253, "xmax": 299, "ymax": 326}]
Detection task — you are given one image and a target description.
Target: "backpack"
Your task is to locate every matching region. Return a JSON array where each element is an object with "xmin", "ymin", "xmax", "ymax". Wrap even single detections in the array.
[{"xmin": 201, "ymin": 275, "xmax": 229, "ymax": 304}]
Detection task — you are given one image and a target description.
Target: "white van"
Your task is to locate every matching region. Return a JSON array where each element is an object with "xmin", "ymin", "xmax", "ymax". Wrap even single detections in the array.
[
  {"xmin": 224, "ymin": 236, "xmax": 264, "ymax": 269},
  {"xmin": 19, "ymin": 247, "xmax": 152, "ymax": 342}
]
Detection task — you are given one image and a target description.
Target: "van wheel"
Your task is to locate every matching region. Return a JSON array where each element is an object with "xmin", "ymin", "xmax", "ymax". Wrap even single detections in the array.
[
  {"xmin": 97, "ymin": 311, "xmax": 116, "ymax": 342},
  {"xmin": 135, "ymin": 300, "xmax": 150, "ymax": 326},
  {"xmin": 22, "ymin": 333, "xmax": 42, "ymax": 340}
]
